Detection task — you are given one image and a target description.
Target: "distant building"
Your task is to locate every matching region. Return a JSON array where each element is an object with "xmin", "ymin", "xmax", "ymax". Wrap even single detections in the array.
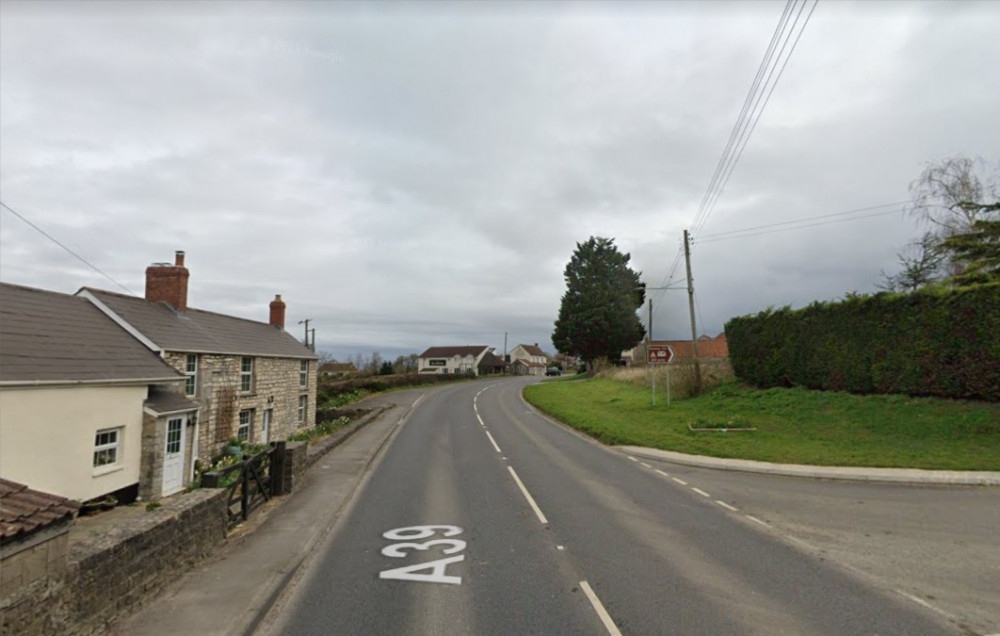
[
  {"xmin": 417, "ymin": 346, "xmax": 492, "ymax": 376},
  {"xmin": 509, "ymin": 343, "xmax": 549, "ymax": 376}
]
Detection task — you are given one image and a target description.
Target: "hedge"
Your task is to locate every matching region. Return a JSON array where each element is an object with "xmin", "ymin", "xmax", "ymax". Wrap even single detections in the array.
[{"xmin": 724, "ymin": 283, "xmax": 1000, "ymax": 401}]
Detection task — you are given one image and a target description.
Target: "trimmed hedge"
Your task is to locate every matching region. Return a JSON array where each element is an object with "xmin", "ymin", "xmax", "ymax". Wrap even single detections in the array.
[{"xmin": 725, "ymin": 283, "xmax": 1000, "ymax": 401}]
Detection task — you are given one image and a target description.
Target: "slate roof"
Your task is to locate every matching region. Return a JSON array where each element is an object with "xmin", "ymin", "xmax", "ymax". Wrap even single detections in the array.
[
  {"xmin": 477, "ymin": 351, "xmax": 505, "ymax": 369},
  {"xmin": 145, "ymin": 386, "xmax": 200, "ymax": 415},
  {"xmin": 515, "ymin": 344, "xmax": 547, "ymax": 357},
  {"xmin": 418, "ymin": 346, "xmax": 490, "ymax": 358},
  {"xmin": 0, "ymin": 283, "xmax": 184, "ymax": 385},
  {"xmin": 0, "ymin": 478, "xmax": 79, "ymax": 545},
  {"xmin": 81, "ymin": 288, "xmax": 317, "ymax": 360}
]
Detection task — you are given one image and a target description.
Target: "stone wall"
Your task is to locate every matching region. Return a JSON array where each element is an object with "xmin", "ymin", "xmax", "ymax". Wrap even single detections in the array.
[
  {"xmin": 0, "ymin": 527, "xmax": 72, "ymax": 635},
  {"xmin": 161, "ymin": 352, "xmax": 317, "ymax": 463},
  {"xmin": 0, "ymin": 489, "xmax": 227, "ymax": 636}
]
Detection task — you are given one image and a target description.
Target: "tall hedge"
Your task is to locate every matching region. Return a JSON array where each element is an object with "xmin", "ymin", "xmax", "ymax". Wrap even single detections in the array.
[{"xmin": 724, "ymin": 283, "xmax": 1000, "ymax": 401}]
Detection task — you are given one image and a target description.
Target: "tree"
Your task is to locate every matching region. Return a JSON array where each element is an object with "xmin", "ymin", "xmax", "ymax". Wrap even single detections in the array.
[
  {"xmin": 907, "ymin": 156, "xmax": 999, "ymax": 275},
  {"xmin": 940, "ymin": 202, "xmax": 1000, "ymax": 285},
  {"xmin": 552, "ymin": 237, "xmax": 645, "ymax": 367},
  {"xmin": 878, "ymin": 231, "xmax": 945, "ymax": 292}
]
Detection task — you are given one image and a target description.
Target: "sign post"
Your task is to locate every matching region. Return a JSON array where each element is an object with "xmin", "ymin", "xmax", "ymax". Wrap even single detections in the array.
[{"xmin": 646, "ymin": 345, "xmax": 675, "ymax": 407}]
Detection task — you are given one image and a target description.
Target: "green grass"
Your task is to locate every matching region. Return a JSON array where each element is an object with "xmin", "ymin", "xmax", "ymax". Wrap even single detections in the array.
[{"xmin": 523, "ymin": 378, "xmax": 1000, "ymax": 470}]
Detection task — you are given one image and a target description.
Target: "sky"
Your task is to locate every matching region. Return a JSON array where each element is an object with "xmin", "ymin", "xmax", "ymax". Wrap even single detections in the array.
[{"xmin": 2, "ymin": 1, "xmax": 998, "ymax": 362}]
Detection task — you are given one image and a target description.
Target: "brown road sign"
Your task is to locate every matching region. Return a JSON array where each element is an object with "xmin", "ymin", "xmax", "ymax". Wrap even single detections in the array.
[{"xmin": 647, "ymin": 345, "xmax": 675, "ymax": 364}]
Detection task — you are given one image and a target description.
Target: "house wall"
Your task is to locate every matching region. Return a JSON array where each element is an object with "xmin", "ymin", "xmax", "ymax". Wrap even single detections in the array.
[
  {"xmin": 418, "ymin": 354, "xmax": 480, "ymax": 376},
  {"xmin": 162, "ymin": 353, "xmax": 317, "ymax": 463},
  {"xmin": 0, "ymin": 385, "xmax": 145, "ymax": 502}
]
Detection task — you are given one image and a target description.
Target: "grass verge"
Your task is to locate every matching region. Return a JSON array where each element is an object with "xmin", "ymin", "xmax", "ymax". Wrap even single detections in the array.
[{"xmin": 523, "ymin": 378, "xmax": 1000, "ymax": 470}]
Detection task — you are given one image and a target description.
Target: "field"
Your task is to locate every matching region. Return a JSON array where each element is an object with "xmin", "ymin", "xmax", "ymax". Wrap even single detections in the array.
[{"xmin": 523, "ymin": 370, "xmax": 1000, "ymax": 471}]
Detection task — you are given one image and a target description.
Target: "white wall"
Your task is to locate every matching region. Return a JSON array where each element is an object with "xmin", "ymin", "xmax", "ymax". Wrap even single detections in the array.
[{"xmin": 0, "ymin": 385, "xmax": 145, "ymax": 501}]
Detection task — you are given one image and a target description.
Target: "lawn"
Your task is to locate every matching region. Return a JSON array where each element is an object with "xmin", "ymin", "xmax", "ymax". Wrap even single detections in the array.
[{"xmin": 523, "ymin": 378, "xmax": 1000, "ymax": 470}]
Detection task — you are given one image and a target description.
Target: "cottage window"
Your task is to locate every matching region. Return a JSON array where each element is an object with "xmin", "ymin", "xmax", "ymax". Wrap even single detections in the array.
[
  {"xmin": 240, "ymin": 357, "xmax": 254, "ymax": 393},
  {"xmin": 299, "ymin": 360, "xmax": 308, "ymax": 388},
  {"xmin": 185, "ymin": 354, "xmax": 198, "ymax": 396},
  {"xmin": 93, "ymin": 428, "xmax": 121, "ymax": 468},
  {"xmin": 298, "ymin": 395, "xmax": 307, "ymax": 425},
  {"xmin": 238, "ymin": 409, "xmax": 253, "ymax": 442}
]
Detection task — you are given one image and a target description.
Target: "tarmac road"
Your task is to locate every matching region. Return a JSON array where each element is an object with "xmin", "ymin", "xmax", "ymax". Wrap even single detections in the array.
[{"xmin": 259, "ymin": 377, "xmax": 961, "ymax": 635}]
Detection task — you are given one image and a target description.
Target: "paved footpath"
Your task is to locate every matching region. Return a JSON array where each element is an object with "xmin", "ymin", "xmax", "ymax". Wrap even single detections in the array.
[{"xmin": 110, "ymin": 389, "xmax": 428, "ymax": 636}]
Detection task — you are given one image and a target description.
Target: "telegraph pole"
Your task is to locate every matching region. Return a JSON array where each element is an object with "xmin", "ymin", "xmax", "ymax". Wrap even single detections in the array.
[
  {"xmin": 683, "ymin": 230, "xmax": 702, "ymax": 394},
  {"xmin": 298, "ymin": 319, "xmax": 312, "ymax": 349}
]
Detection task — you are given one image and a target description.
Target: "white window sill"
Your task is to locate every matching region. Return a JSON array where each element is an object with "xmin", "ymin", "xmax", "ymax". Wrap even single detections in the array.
[{"xmin": 92, "ymin": 464, "xmax": 125, "ymax": 477}]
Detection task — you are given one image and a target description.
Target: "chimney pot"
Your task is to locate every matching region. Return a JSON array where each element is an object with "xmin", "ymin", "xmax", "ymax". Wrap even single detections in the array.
[
  {"xmin": 269, "ymin": 294, "xmax": 286, "ymax": 329},
  {"xmin": 175, "ymin": 250, "xmax": 185, "ymax": 267}
]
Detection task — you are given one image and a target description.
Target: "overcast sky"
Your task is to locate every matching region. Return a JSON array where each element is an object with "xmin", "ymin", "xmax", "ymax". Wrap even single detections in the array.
[{"xmin": 2, "ymin": 1, "xmax": 998, "ymax": 361}]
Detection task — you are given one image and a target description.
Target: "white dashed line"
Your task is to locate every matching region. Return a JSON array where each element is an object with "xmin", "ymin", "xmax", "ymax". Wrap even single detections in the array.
[
  {"xmin": 654, "ymin": 469, "xmax": 669, "ymax": 477},
  {"xmin": 672, "ymin": 477, "xmax": 688, "ymax": 486},
  {"xmin": 580, "ymin": 581, "xmax": 623, "ymax": 636},
  {"xmin": 484, "ymin": 430, "xmax": 502, "ymax": 453},
  {"xmin": 746, "ymin": 515, "xmax": 770, "ymax": 527},
  {"xmin": 716, "ymin": 500, "xmax": 738, "ymax": 512},
  {"xmin": 691, "ymin": 487, "xmax": 711, "ymax": 498},
  {"xmin": 640, "ymin": 462, "xmax": 652, "ymax": 469},
  {"xmin": 627, "ymin": 456, "xmax": 638, "ymax": 462},
  {"xmin": 508, "ymin": 467, "xmax": 548, "ymax": 524}
]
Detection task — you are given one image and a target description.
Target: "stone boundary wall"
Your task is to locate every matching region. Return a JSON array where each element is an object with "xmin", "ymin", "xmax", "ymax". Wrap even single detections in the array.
[{"xmin": 0, "ymin": 489, "xmax": 227, "ymax": 636}]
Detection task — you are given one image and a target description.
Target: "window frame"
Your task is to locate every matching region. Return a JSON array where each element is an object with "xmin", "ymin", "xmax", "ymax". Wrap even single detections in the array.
[
  {"xmin": 240, "ymin": 356, "xmax": 254, "ymax": 393},
  {"xmin": 184, "ymin": 354, "xmax": 198, "ymax": 397},
  {"xmin": 297, "ymin": 395, "xmax": 307, "ymax": 425},
  {"xmin": 93, "ymin": 427, "xmax": 122, "ymax": 470},
  {"xmin": 238, "ymin": 409, "xmax": 253, "ymax": 442},
  {"xmin": 299, "ymin": 359, "xmax": 308, "ymax": 388}
]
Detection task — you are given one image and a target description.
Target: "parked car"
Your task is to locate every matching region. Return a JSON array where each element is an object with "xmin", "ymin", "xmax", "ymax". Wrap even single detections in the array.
[{"xmin": 545, "ymin": 367, "xmax": 561, "ymax": 376}]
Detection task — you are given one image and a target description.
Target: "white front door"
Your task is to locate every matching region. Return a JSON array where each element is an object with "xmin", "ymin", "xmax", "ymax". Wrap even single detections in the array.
[
  {"xmin": 261, "ymin": 409, "xmax": 272, "ymax": 444},
  {"xmin": 162, "ymin": 417, "xmax": 186, "ymax": 495}
]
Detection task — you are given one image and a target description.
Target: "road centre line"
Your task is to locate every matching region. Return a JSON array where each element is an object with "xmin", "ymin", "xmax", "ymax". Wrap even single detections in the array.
[
  {"xmin": 627, "ymin": 456, "xmax": 638, "ymax": 462},
  {"xmin": 716, "ymin": 500, "xmax": 738, "ymax": 512},
  {"xmin": 507, "ymin": 467, "xmax": 548, "ymax": 524},
  {"xmin": 746, "ymin": 515, "xmax": 770, "ymax": 527},
  {"xmin": 896, "ymin": 590, "xmax": 954, "ymax": 620},
  {"xmin": 484, "ymin": 430, "xmax": 502, "ymax": 454},
  {"xmin": 691, "ymin": 487, "xmax": 711, "ymax": 498},
  {"xmin": 672, "ymin": 477, "xmax": 688, "ymax": 486},
  {"xmin": 639, "ymin": 462, "xmax": 652, "ymax": 469},
  {"xmin": 579, "ymin": 581, "xmax": 623, "ymax": 636},
  {"xmin": 654, "ymin": 469, "xmax": 669, "ymax": 477}
]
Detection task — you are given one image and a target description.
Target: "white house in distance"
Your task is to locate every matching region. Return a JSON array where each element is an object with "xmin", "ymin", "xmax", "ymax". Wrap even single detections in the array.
[
  {"xmin": 417, "ymin": 346, "xmax": 492, "ymax": 376},
  {"xmin": 509, "ymin": 343, "xmax": 549, "ymax": 376}
]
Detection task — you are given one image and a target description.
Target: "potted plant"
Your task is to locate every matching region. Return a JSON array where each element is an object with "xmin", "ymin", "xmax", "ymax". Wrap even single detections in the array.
[{"xmin": 225, "ymin": 438, "xmax": 243, "ymax": 459}]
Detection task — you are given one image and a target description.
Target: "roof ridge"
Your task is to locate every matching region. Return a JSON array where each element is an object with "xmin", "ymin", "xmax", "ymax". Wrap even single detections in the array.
[{"xmin": 85, "ymin": 286, "xmax": 275, "ymax": 328}]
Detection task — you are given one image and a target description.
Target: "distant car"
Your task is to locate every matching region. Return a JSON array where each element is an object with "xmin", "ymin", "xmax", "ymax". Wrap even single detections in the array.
[{"xmin": 545, "ymin": 367, "xmax": 561, "ymax": 376}]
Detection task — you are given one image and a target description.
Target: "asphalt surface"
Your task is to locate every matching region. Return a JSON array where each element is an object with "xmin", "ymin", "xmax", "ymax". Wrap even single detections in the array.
[{"xmin": 259, "ymin": 378, "xmax": 961, "ymax": 635}]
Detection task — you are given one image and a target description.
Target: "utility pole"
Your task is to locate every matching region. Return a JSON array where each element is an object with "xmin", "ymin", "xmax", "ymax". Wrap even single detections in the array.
[{"xmin": 683, "ymin": 230, "xmax": 702, "ymax": 394}]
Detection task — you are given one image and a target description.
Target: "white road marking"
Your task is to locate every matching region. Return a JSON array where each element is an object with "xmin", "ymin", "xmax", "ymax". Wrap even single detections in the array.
[
  {"xmin": 484, "ymin": 430, "xmax": 503, "ymax": 454},
  {"xmin": 654, "ymin": 469, "xmax": 669, "ymax": 477},
  {"xmin": 672, "ymin": 477, "xmax": 688, "ymax": 486},
  {"xmin": 556, "ymin": 545, "xmax": 565, "ymax": 551},
  {"xmin": 896, "ymin": 590, "xmax": 954, "ymax": 619},
  {"xmin": 746, "ymin": 515, "xmax": 770, "ymax": 527},
  {"xmin": 639, "ymin": 462, "xmax": 652, "ymax": 469},
  {"xmin": 508, "ymin": 467, "xmax": 548, "ymax": 524},
  {"xmin": 784, "ymin": 535, "xmax": 814, "ymax": 551},
  {"xmin": 691, "ymin": 487, "xmax": 711, "ymax": 498},
  {"xmin": 716, "ymin": 500, "xmax": 738, "ymax": 512},
  {"xmin": 627, "ymin": 456, "xmax": 638, "ymax": 462},
  {"xmin": 580, "ymin": 581, "xmax": 623, "ymax": 636}
]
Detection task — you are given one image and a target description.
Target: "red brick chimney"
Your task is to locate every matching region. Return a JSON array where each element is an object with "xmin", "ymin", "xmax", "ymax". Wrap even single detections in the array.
[
  {"xmin": 269, "ymin": 294, "xmax": 286, "ymax": 328},
  {"xmin": 145, "ymin": 251, "xmax": 189, "ymax": 311}
]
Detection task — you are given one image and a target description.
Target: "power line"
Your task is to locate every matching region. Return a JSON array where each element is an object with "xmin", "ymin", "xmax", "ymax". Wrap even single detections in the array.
[
  {"xmin": 695, "ymin": 206, "xmax": 907, "ymax": 244},
  {"xmin": 691, "ymin": 0, "xmax": 819, "ymax": 239},
  {"xmin": 0, "ymin": 200, "xmax": 138, "ymax": 296},
  {"xmin": 696, "ymin": 200, "xmax": 911, "ymax": 240}
]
